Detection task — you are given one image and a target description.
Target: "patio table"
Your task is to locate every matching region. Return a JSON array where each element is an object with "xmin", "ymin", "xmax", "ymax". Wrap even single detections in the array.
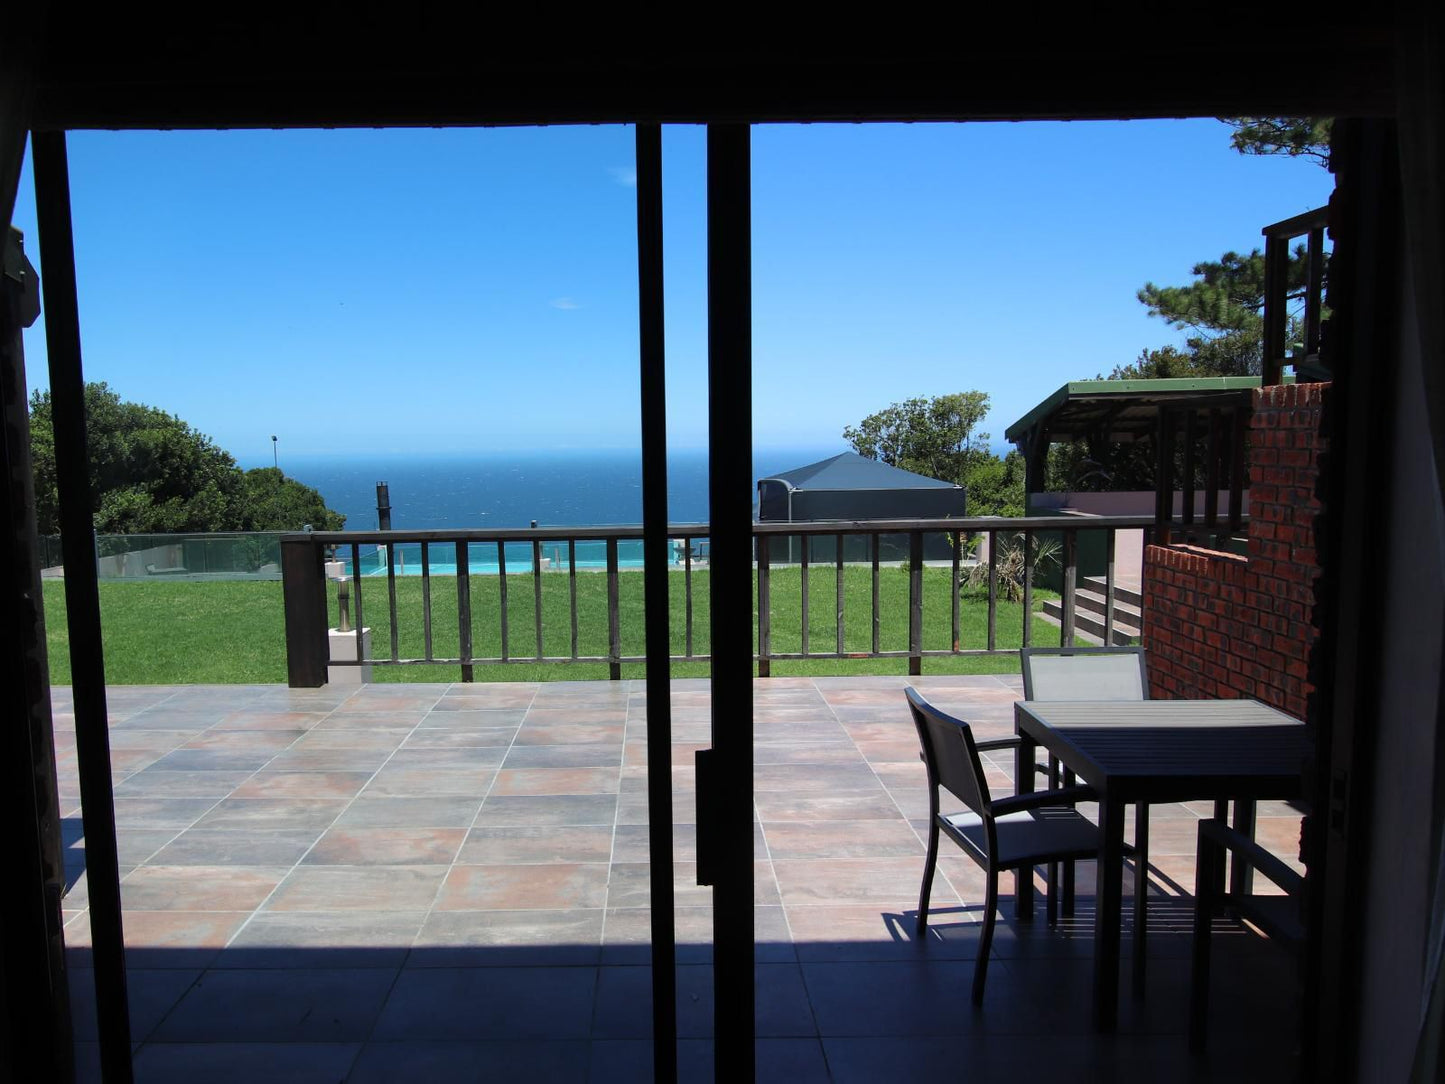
[{"xmin": 1012, "ymin": 698, "xmax": 1309, "ymax": 1031}]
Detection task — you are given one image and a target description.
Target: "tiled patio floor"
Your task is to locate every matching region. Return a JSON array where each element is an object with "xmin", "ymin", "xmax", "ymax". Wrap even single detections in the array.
[{"xmin": 53, "ymin": 676, "xmax": 1303, "ymax": 1082}]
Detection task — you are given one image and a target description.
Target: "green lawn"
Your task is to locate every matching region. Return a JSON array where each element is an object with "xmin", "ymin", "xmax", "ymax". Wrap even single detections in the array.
[{"xmin": 42, "ymin": 567, "xmax": 1075, "ymax": 685}]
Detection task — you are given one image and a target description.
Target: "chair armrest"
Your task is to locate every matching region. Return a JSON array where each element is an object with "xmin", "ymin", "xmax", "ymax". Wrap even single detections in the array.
[
  {"xmin": 1198, "ymin": 819, "xmax": 1303, "ymax": 896},
  {"xmin": 976, "ymin": 736, "xmax": 1020, "ymax": 752},
  {"xmin": 990, "ymin": 784, "xmax": 1096, "ymax": 816},
  {"xmin": 975, "ymin": 735, "xmax": 1051, "ymax": 778}
]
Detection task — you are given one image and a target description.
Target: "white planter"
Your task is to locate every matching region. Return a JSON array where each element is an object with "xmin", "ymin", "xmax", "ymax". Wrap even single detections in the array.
[{"xmin": 328, "ymin": 627, "xmax": 373, "ymax": 685}]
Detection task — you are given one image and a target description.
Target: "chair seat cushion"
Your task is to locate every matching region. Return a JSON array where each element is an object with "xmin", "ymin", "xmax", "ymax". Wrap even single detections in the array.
[{"xmin": 940, "ymin": 806, "xmax": 1102, "ymax": 869}]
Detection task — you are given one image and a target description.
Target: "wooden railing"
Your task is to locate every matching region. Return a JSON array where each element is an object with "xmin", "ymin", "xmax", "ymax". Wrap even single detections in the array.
[
  {"xmin": 1262, "ymin": 204, "xmax": 1330, "ymax": 387},
  {"xmin": 280, "ymin": 516, "xmax": 1168, "ymax": 686}
]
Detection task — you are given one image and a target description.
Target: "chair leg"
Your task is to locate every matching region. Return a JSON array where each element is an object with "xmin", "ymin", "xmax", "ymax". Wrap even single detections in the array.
[
  {"xmin": 1062, "ymin": 767, "xmax": 1077, "ymax": 917},
  {"xmin": 1211, "ymin": 800, "xmax": 1229, "ymax": 899},
  {"xmin": 1190, "ymin": 835, "xmax": 1219, "ymax": 1054},
  {"xmin": 1045, "ymin": 862, "xmax": 1057, "ymax": 927},
  {"xmin": 973, "ymin": 869, "xmax": 999, "ymax": 1006},
  {"xmin": 917, "ymin": 818, "xmax": 940, "ymax": 935},
  {"xmin": 1132, "ymin": 804, "xmax": 1150, "ymax": 996}
]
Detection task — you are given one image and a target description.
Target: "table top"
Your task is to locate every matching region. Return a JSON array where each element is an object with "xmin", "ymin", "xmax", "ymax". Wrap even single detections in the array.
[{"xmin": 1014, "ymin": 699, "xmax": 1310, "ymax": 801}]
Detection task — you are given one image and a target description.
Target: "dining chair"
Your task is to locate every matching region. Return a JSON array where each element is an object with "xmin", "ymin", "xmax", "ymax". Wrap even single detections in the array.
[
  {"xmin": 1189, "ymin": 817, "xmax": 1305, "ymax": 1053},
  {"xmin": 1019, "ymin": 646, "xmax": 1152, "ymax": 952},
  {"xmin": 906, "ymin": 686, "xmax": 1114, "ymax": 1005}
]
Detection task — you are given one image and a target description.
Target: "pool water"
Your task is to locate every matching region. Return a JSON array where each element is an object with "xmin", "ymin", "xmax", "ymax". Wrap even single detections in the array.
[{"xmin": 340, "ymin": 539, "xmax": 671, "ymax": 576}]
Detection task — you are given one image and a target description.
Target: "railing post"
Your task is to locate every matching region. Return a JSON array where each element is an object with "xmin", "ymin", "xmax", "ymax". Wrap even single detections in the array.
[
  {"xmin": 1061, "ymin": 528, "xmax": 1078, "ymax": 647},
  {"xmin": 606, "ymin": 537, "xmax": 622, "ymax": 679},
  {"xmin": 1155, "ymin": 405, "xmax": 1175, "ymax": 545},
  {"xmin": 1261, "ymin": 234, "xmax": 1289, "ymax": 387},
  {"xmin": 282, "ymin": 536, "xmax": 328, "ymax": 687},
  {"xmin": 799, "ymin": 536, "xmax": 810, "ymax": 657},
  {"xmin": 1104, "ymin": 528, "xmax": 1118, "ymax": 645},
  {"xmin": 456, "ymin": 541, "xmax": 473, "ymax": 682},
  {"xmin": 986, "ymin": 529, "xmax": 998, "ymax": 651},
  {"xmin": 950, "ymin": 530, "xmax": 961, "ymax": 653},
  {"xmin": 1022, "ymin": 530, "xmax": 1035, "ymax": 648},
  {"xmin": 757, "ymin": 538, "xmax": 771, "ymax": 677},
  {"xmin": 533, "ymin": 538, "xmax": 545, "ymax": 660},
  {"xmin": 1229, "ymin": 405, "xmax": 1247, "ymax": 535},
  {"xmin": 871, "ymin": 532, "xmax": 881, "ymax": 656},
  {"xmin": 908, "ymin": 529, "xmax": 923, "ymax": 676}
]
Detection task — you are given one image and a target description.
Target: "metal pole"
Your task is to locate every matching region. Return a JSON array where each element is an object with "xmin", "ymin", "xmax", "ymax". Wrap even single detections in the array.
[
  {"xmin": 32, "ymin": 129, "xmax": 134, "ymax": 1084},
  {"xmin": 634, "ymin": 122, "xmax": 677, "ymax": 1083},
  {"xmin": 705, "ymin": 122, "xmax": 755, "ymax": 1084},
  {"xmin": 375, "ymin": 481, "xmax": 391, "ymax": 531}
]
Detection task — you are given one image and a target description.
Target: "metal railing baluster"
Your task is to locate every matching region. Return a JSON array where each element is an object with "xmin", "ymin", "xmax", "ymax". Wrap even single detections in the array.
[
  {"xmin": 457, "ymin": 540, "xmax": 473, "ymax": 682},
  {"xmin": 497, "ymin": 541, "xmax": 509, "ymax": 662},
  {"xmin": 533, "ymin": 539, "xmax": 544, "ymax": 660},
  {"xmin": 422, "ymin": 542, "xmax": 433, "ymax": 661}
]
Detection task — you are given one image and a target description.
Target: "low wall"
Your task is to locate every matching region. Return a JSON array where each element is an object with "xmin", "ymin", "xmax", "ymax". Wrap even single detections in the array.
[{"xmin": 1143, "ymin": 382, "xmax": 1326, "ymax": 718}]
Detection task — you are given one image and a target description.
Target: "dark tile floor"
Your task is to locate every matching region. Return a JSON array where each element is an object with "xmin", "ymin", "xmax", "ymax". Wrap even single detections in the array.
[{"xmin": 53, "ymin": 677, "xmax": 1303, "ymax": 1082}]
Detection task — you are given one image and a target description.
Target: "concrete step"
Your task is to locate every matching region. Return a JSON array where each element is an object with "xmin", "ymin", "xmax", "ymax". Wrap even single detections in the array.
[
  {"xmin": 1040, "ymin": 599, "xmax": 1142, "ymax": 646},
  {"xmin": 1080, "ymin": 576, "xmax": 1143, "ymax": 609},
  {"xmin": 1069, "ymin": 588, "xmax": 1144, "ymax": 626}
]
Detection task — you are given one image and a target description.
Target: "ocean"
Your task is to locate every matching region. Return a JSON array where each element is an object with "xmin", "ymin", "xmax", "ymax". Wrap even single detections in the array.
[{"xmin": 272, "ymin": 447, "xmax": 843, "ymax": 533}]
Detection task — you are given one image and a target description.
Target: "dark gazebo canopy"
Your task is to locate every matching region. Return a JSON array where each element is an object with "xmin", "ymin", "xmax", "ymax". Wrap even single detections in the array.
[
  {"xmin": 1004, "ymin": 377, "xmax": 1270, "ymax": 493},
  {"xmin": 757, "ymin": 452, "xmax": 964, "ymax": 523}
]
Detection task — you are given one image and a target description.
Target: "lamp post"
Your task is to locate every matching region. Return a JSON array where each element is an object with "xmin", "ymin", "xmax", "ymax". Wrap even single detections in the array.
[{"xmin": 271, "ymin": 435, "xmax": 278, "ymax": 469}]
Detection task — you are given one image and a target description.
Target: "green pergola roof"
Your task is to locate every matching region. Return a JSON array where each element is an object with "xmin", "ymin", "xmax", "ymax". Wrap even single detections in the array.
[{"xmin": 1003, "ymin": 377, "xmax": 1282, "ymax": 446}]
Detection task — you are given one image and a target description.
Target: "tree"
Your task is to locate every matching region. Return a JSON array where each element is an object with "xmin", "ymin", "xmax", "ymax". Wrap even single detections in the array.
[
  {"xmin": 1221, "ymin": 117, "xmax": 1332, "ymax": 168},
  {"xmin": 1113, "ymin": 118, "xmax": 1332, "ymax": 384},
  {"xmin": 28, "ymin": 382, "xmax": 344, "ymax": 535},
  {"xmin": 240, "ymin": 467, "xmax": 345, "ymax": 532},
  {"xmin": 842, "ymin": 392, "xmax": 991, "ymax": 482},
  {"xmin": 843, "ymin": 392, "xmax": 1024, "ymax": 516},
  {"xmin": 1126, "ymin": 246, "xmax": 1316, "ymax": 379}
]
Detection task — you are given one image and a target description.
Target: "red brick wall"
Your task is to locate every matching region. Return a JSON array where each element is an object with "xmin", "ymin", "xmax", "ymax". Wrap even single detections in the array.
[{"xmin": 1142, "ymin": 382, "xmax": 1326, "ymax": 718}]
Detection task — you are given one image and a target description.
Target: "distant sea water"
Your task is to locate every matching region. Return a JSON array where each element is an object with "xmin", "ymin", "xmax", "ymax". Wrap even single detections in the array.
[{"xmin": 261, "ymin": 447, "xmax": 844, "ymax": 533}]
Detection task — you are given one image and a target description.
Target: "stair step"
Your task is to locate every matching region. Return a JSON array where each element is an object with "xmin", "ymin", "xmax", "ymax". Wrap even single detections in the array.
[
  {"xmin": 1040, "ymin": 600, "xmax": 1141, "ymax": 646},
  {"xmin": 1080, "ymin": 576, "xmax": 1143, "ymax": 609},
  {"xmin": 1068, "ymin": 589, "xmax": 1143, "ymax": 624}
]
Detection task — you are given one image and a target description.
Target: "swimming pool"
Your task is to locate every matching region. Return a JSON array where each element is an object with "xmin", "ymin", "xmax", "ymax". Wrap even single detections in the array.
[{"xmin": 339, "ymin": 539, "xmax": 665, "ymax": 576}]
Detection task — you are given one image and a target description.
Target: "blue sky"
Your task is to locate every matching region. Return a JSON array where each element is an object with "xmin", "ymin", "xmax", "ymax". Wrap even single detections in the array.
[{"xmin": 10, "ymin": 121, "xmax": 1334, "ymax": 464}]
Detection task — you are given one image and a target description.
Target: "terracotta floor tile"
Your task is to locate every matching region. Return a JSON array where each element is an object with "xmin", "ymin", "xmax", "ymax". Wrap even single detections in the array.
[
  {"xmin": 66, "ymin": 909, "xmax": 250, "ymax": 968},
  {"xmin": 473, "ymin": 794, "xmax": 618, "ymax": 827},
  {"xmin": 221, "ymin": 911, "xmax": 426, "ymax": 968},
  {"xmin": 304, "ymin": 827, "xmax": 467, "ymax": 866},
  {"xmin": 458, "ymin": 824, "xmax": 615, "ymax": 865},
  {"xmin": 214, "ymin": 710, "xmax": 330, "ymax": 731},
  {"xmin": 194, "ymin": 798, "xmax": 349, "ymax": 832},
  {"xmin": 231, "ymin": 771, "xmax": 374, "ymax": 800},
  {"xmin": 113, "ymin": 770, "xmax": 254, "ymax": 799},
  {"xmin": 754, "ymin": 792, "xmax": 902, "ymax": 823},
  {"xmin": 148, "ymin": 830, "xmax": 321, "ymax": 868},
  {"xmin": 512, "ymin": 722, "xmax": 626, "ymax": 746},
  {"xmin": 491, "ymin": 767, "xmax": 621, "ymax": 796},
  {"xmin": 336, "ymin": 796, "xmax": 483, "ymax": 828},
  {"xmin": 434, "ymin": 863, "xmax": 610, "ymax": 910},
  {"xmin": 502, "ymin": 743, "xmax": 624, "ymax": 769},
  {"xmin": 266, "ymin": 866, "xmax": 448, "ymax": 911},
  {"xmin": 413, "ymin": 909, "xmax": 604, "ymax": 965},
  {"xmin": 120, "ymin": 866, "xmax": 288, "ymax": 911},
  {"xmin": 772, "ymin": 857, "xmax": 958, "ymax": 908},
  {"xmin": 763, "ymin": 819, "xmax": 924, "ymax": 861},
  {"xmin": 362, "ymin": 766, "xmax": 496, "ymax": 797}
]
